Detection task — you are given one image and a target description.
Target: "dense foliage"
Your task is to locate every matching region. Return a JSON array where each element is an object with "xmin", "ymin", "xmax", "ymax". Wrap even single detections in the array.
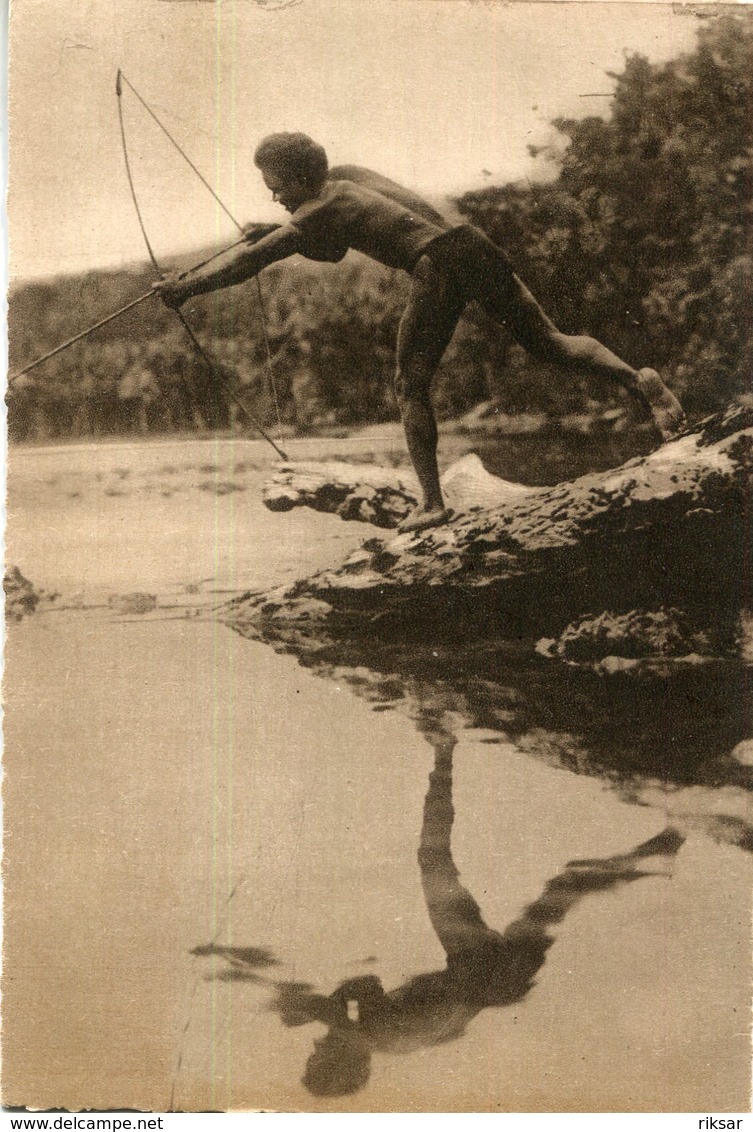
[
  {"xmin": 8, "ymin": 13, "xmax": 751, "ymax": 440},
  {"xmin": 457, "ymin": 13, "xmax": 752, "ymax": 416}
]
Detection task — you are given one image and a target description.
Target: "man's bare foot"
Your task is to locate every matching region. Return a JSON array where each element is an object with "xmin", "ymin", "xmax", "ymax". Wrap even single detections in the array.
[
  {"xmin": 397, "ymin": 505, "xmax": 451, "ymax": 534},
  {"xmin": 636, "ymin": 368, "xmax": 687, "ymax": 440}
]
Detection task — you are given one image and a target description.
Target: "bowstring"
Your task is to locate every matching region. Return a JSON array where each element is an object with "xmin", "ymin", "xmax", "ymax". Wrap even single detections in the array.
[{"xmin": 118, "ymin": 70, "xmax": 285, "ymax": 445}]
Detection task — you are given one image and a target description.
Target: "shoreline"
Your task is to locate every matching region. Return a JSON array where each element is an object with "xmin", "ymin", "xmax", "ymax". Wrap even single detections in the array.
[{"xmin": 3, "ymin": 431, "xmax": 752, "ymax": 1111}]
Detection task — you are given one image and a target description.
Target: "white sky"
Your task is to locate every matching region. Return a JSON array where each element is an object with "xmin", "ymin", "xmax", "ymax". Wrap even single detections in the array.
[{"xmin": 7, "ymin": 0, "xmax": 708, "ymax": 281}]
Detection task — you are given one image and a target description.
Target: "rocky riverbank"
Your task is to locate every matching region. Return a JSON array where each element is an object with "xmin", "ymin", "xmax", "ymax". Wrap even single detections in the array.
[{"xmin": 227, "ymin": 402, "xmax": 752, "ymax": 670}]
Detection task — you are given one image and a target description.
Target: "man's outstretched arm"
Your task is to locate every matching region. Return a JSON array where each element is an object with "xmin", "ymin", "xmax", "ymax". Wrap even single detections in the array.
[{"xmin": 156, "ymin": 225, "xmax": 302, "ymax": 308}]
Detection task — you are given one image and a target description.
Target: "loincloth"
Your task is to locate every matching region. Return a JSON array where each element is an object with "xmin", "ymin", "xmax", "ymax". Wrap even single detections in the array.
[{"xmin": 418, "ymin": 224, "xmax": 516, "ymax": 303}]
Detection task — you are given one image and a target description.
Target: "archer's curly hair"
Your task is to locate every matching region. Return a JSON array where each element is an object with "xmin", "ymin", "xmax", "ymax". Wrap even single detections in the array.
[{"xmin": 254, "ymin": 133, "xmax": 329, "ymax": 188}]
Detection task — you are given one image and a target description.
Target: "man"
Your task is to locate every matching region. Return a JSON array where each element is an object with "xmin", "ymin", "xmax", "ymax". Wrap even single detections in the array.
[{"xmin": 156, "ymin": 132, "xmax": 686, "ymax": 533}]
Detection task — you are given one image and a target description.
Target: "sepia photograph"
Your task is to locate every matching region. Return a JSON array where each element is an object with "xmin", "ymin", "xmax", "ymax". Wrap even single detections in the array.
[{"xmin": 3, "ymin": 0, "xmax": 752, "ymax": 1116}]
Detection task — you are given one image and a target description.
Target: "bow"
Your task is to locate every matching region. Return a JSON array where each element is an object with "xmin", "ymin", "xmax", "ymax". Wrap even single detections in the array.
[{"xmin": 115, "ymin": 69, "xmax": 287, "ymax": 459}]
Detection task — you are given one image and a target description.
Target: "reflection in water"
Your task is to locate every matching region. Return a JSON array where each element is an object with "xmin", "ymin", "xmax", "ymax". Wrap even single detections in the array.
[
  {"xmin": 306, "ymin": 648, "xmax": 753, "ymax": 850},
  {"xmin": 214, "ymin": 434, "xmax": 751, "ymax": 1103},
  {"xmin": 198, "ymin": 721, "xmax": 685, "ymax": 1098},
  {"xmin": 347, "ymin": 647, "xmax": 751, "ymax": 788},
  {"xmin": 230, "ymin": 594, "xmax": 752, "ymax": 799}
]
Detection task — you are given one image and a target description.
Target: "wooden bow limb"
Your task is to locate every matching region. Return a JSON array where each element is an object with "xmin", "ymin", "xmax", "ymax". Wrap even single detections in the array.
[{"xmin": 115, "ymin": 69, "xmax": 288, "ymax": 459}]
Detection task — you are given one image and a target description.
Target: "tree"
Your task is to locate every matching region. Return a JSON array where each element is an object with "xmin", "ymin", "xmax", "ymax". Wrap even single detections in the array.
[{"xmin": 457, "ymin": 13, "xmax": 753, "ymax": 415}]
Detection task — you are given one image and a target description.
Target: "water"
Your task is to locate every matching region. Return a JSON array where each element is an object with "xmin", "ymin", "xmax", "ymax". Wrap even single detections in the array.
[{"xmin": 3, "ymin": 434, "xmax": 751, "ymax": 1112}]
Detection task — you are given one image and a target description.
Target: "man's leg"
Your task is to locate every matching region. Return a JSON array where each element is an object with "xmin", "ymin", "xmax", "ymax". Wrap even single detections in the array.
[
  {"xmin": 479, "ymin": 267, "xmax": 686, "ymax": 440},
  {"xmin": 395, "ymin": 255, "xmax": 465, "ymax": 533}
]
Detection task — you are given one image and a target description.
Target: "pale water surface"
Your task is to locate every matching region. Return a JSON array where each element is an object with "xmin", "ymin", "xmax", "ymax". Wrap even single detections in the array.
[{"xmin": 3, "ymin": 436, "xmax": 751, "ymax": 1112}]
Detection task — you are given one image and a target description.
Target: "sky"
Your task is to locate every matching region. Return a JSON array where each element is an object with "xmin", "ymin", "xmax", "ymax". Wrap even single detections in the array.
[{"xmin": 6, "ymin": 0, "xmax": 711, "ymax": 282}]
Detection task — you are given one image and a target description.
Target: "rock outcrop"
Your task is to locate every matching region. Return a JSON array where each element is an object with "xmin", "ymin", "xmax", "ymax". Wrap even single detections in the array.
[
  {"xmin": 263, "ymin": 452, "xmax": 534, "ymax": 529},
  {"xmin": 263, "ymin": 460, "xmax": 420, "ymax": 528},
  {"xmin": 233, "ymin": 403, "xmax": 751, "ymax": 663},
  {"xmin": 4, "ymin": 566, "xmax": 52, "ymax": 621}
]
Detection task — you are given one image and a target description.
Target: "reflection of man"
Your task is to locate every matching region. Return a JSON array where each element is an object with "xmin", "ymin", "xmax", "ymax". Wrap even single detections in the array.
[
  {"xmin": 156, "ymin": 133, "xmax": 686, "ymax": 534},
  {"xmin": 272, "ymin": 732, "xmax": 684, "ymax": 1097}
]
